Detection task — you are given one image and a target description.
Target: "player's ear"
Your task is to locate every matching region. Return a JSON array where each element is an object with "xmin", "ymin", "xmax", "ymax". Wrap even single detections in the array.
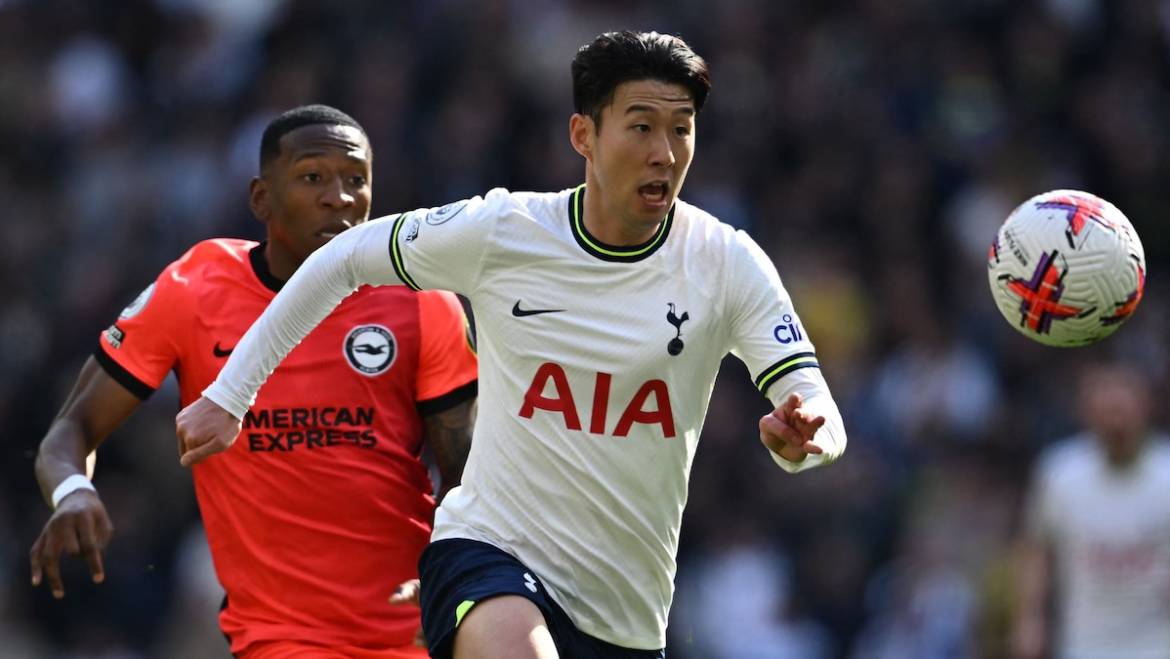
[
  {"xmin": 250, "ymin": 176, "xmax": 271, "ymax": 224},
  {"xmin": 569, "ymin": 113, "xmax": 594, "ymax": 161}
]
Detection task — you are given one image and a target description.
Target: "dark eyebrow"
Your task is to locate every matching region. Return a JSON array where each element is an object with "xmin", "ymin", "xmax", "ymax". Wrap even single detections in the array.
[
  {"xmin": 291, "ymin": 151, "xmax": 369, "ymax": 164},
  {"xmin": 624, "ymin": 103, "xmax": 695, "ymax": 117}
]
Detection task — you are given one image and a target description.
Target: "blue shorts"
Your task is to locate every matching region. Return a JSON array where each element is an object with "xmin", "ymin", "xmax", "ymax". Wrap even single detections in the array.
[{"xmin": 418, "ymin": 538, "xmax": 665, "ymax": 659}]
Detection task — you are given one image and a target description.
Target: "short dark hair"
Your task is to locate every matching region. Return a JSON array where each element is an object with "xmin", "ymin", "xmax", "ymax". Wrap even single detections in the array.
[
  {"xmin": 259, "ymin": 104, "xmax": 367, "ymax": 169},
  {"xmin": 571, "ymin": 31, "xmax": 711, "ymax": 125}
]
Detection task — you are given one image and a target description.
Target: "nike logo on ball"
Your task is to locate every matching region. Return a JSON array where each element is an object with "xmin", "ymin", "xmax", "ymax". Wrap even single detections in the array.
[{"xmin": 512, "ymin": 301, "xmax": 565, "ymax": 317}]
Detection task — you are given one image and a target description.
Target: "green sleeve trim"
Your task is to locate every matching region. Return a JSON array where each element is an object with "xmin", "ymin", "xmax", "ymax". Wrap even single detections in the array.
[
  {"xmin": 389, "ymin": 212, "xmax": 422, "ymax": 291},
  {"xmin": 755, "ymin": 352, "xmax": 819, "ymax": 394}
]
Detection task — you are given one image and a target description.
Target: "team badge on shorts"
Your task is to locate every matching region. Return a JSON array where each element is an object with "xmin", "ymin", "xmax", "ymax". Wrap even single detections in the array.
[{"xmin": 343, "ymin": 325, "xmax": 397, "ymax": 375}]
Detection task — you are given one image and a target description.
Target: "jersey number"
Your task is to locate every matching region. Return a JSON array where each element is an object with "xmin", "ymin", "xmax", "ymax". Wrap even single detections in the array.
[{"xmin": 518, "ymin": 362, "xmax": 676, "ymax": 438}]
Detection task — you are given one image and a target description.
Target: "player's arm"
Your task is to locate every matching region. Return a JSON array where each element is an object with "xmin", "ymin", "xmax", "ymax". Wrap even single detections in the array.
[
  {"xmin": 416, "ymin": 290, "xmax": 479, "ymax": 501},
  {"xmin": 424, "ymin": 399, "xmax": 476, "ymax": 502},
  {"xmin": 1011, "ymin": 532, "xmax": 1050, "ymax": 659},
  {"xmin": 1012, "ymin": 468, "xmax": 1055, "ymax": 659},
  {"xmin": 726, "ymin": 230, "xmax": 846, "ymax": 472},
  {"xmin": 758, "ymin": 368, "xmax": 846, "ymax": 470},
  {"xmin": 30, "ymin": 357, "xmax": 144, "ymax": 598},
  {"xmin": 180, "ymin": 191, "xmax": 507, "ymax": 466},
  {"xmin": 389, "ymin": 394, "xmax": 476, "ymax": 645},
  {"xmin": 177, "ymin": 216, "xmax": 406, "ymax": 464}
]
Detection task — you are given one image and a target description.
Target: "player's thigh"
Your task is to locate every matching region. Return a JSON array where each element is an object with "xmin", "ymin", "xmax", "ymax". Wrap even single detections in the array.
[
  {"xmin": 418, "ymin": 538, "xmax": 560, "ymax": 657},
  {"xmin": 452, "ymin": 595, "xmax": 558, "ymax": 659}
]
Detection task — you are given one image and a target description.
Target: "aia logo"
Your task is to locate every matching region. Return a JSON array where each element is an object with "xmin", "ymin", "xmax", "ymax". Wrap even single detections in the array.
[{"xmin": 518, "ymin": 362, "xmax": 676, "ymax": 438}]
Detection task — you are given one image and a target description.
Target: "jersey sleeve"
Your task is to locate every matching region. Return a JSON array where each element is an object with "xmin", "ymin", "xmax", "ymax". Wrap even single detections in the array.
[
  {"xmin": 415, "ymin": 290, "xmax": 478, "ymax": 415},
  {"xmin": 387, "ymin": 188, "xmax": 516, "ymax": 296},
  {"xmin": 204, "ymin": 192, "xmax": 509, "ymax": 419},
  {"xmin": 725, "ymin": 231, "xmax": 847, "ymax": 473},
  {"xmin": 94, "ymin": 257, "xmax": 192, "ymax": 398}
]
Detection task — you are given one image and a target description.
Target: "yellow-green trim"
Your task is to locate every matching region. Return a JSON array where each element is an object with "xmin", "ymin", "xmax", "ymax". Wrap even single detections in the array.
[
  {"xmin": 389, "ymin": 212, "xmax": 422, "ymax": 291},
  {"xmin": 755, "ymin": 352, "xmax": 820, "ymax": 393},
  {"xmin": 569, "ymin": 184, "xmax": 675, "ymax": 262},
  {"xmin": 455, "ymin": 599, "xmax": 476, "ymax": 626}
]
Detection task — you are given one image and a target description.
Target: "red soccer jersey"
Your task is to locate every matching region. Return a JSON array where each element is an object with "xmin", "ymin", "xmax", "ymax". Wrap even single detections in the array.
[{"xmin": 95, "ymin": 239, "xmax": 477, "ymax": 653}]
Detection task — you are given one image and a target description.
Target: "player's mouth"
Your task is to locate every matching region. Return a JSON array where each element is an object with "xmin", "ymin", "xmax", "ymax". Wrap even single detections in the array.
[
  {"xmin": 316, "ymin": 220, "xmax": 353, "ymax": 239},
  {"xmin": 637, "ymin": 181, "xmax": 671, "ymax": 210}
]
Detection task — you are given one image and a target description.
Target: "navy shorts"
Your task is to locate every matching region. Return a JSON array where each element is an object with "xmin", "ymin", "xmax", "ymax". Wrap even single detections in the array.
[{"xmin": 418, "ymin": 538, "xmax": 665, "ymax": 659}]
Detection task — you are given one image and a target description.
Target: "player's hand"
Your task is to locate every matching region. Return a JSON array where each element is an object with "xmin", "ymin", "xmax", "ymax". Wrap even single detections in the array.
[
  {"xmin": 29, "ymin": 489, "xmax": 113, "ymax": 599},
  {"xmin": 389, "ymin": 579, "xmax": 427, "ymax": 647},
  {"xmin": 759, "ymin": 392, "xmax": 825, "ymax": 463},
  {"xmin": 176, "ymin": 396, "xmax": 242, "ymax": 467}
]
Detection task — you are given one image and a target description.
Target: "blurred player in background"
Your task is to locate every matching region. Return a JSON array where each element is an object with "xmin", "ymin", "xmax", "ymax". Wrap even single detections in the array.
[
  {"xmin": 29, "ymin": 105, "xmax": 478, "ymax": 659},
  {"xmin": 175, "ymin": 32, "xmax": 846, "ymax": 659},
  {"xmin": 1012, "ymin": 361, "xmax": 1170, "ymax": 659}
]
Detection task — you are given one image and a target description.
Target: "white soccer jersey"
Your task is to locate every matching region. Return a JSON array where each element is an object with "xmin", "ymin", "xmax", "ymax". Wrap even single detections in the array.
[
  {"xmin": 1026, "ymin": 436, "xmax": 1170, "ymax": 659},
  {"xmin": 206, "ymin": 185, "xmax": 846, "ymax": 649}
]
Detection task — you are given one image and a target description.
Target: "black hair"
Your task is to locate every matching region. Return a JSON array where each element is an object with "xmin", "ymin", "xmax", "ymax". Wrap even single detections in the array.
[
  {"xmin": 571, "ymin": 31, "xmax": 711, "ymax": 126},
  {"xmin": 259, "ymin": 104, "xmax": 367, "ymax": 169}
]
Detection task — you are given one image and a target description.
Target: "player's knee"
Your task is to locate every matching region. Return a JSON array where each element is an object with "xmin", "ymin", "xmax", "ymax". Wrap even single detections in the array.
[{"xmin": 452, "ymin": 595, "xmax": 557, "ymax": 659}]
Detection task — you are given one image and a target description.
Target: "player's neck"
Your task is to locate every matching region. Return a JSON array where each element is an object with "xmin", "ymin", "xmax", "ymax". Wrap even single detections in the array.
[
  {"xmin": 582, "ymin": 175, "xmax": 661, "ymax": 246},
  {"xmin": 263, "ymin": 243, "xmax": 297, "ymax": 283},
  {"xmin": 1102, "ymin": 433, "xmax": 1145, "ymax": 470}
]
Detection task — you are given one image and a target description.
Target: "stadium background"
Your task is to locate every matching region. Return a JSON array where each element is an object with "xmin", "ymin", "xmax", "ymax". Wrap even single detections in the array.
[{"xmin": 2, "ymin": 0, "xmax": 1168, "ymax": 657}]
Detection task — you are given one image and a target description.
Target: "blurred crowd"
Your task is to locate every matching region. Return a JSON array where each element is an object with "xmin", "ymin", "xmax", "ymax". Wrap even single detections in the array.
[{"xmin": 3, "ymin": 0, "xmax": 1170, "ymax": 657}]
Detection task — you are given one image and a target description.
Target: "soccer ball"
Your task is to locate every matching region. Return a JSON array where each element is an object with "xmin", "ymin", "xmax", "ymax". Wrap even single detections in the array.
[{"xmin": 987, "ymin": 190, "xmax": 1146, "ymax": 347}]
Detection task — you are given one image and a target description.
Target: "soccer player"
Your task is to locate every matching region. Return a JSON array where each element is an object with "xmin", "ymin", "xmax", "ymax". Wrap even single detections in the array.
[
  {"xmin": 29, "ymin": 105, "xmax": 478, "ymax": 659},
  {"xmin": 175, "ymin": 32, "xmax": 846, "ymax": 659},
  {"xmin": 1012, "ymin": 362, "xmax": 1170, "ymax": 659}
]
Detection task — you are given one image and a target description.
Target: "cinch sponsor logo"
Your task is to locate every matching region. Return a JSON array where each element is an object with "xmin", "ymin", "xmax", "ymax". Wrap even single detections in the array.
[
  {"xmin": 243, "ymin": 406, "xmax": 377, "ymax": 451},
  {"xmin": 773, "ymin": 315, "xmax": 804, "ymax": 344}
]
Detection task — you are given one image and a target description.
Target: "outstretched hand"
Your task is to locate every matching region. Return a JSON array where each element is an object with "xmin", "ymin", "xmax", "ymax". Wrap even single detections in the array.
[
  {"xmin": 759, "ymin": 392, "xmax": 826, "ymax": 463},
  {"xmin": 389, "ymin": 578, "xmax": 427, "ymax": 648},
  {"xmin": 175, "ymin": 396, "xmax": 242, "ymax": 467}
]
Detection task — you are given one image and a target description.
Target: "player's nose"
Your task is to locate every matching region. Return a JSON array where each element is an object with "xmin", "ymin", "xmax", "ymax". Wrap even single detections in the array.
[
  {"xmin": 647, "ymin": 131, "xmax": 675, "ymax": 168},
  {"xmin": 320, "ymin": 177, "xmax": 354, "ymax": 208}
]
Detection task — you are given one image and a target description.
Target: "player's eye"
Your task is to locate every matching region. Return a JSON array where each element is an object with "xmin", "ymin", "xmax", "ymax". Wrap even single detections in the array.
[
  {"xmin": 632, "ymin": 124, "xmax": 650, "ymax": 133},
  {"xmin": 675, "ymin": 126, "xmax": 691, "ymax": 137},
  {"xmin": 348, "ymin": 175, "xmax": 367, "ymax": 187},
  {"xmin": 301, "ymin": 172, "xmax": 321, "ymax": 183}
]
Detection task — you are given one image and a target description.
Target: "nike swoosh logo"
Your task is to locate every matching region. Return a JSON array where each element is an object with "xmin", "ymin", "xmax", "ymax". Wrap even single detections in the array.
[
  {"xmin": 512, "ymin": 301, "xmax": 565, "ymax": 317},
  {"xmin": 213, "ymin": 342, "xmax": 234, "ymax": 358}
]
